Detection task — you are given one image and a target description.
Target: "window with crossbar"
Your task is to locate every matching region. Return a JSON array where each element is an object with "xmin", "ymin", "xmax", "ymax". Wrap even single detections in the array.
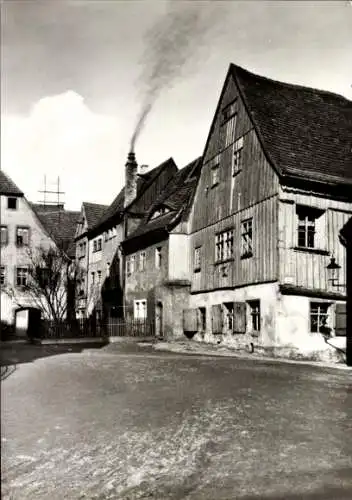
[
  {"xmin": 233, "ymin": 137, "xmax": 244, "ymax": 175},
  {"xmin": 296, "ymin": 206, "xmax": 324, "ymax": 249},
  {"xmin": 241, "ymin": 218, "xmax": 253, "ymax": 258},
  {"xmin": 16, "ymin": 227, "xmax": 29, "ymax": 246},
  {"xmin": 16, "ymin": 267, "xmax": 28, "ymax": 287},
  {"xmin": 215, "ymin": 230, "xmax": 233, "ymax": 262},
  {"xmin": 248, "ymin": 300, "xmax": 260, "ymax": 331},
  {"xmin": 310, "ymin": 302, "xmax": 330, "ymax": 333}
]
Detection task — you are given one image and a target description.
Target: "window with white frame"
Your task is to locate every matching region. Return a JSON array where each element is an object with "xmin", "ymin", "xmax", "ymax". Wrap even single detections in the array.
[
  {"xmin": 97, "ymin": 238, "xmax": 102, "ymax": 251},
  {"xmin": 194, "ymin": 247, "xmax": 201, "ymax": 272},
  {"xmin": 134, "ymin": 299, "xmax": 147, "ymax": 320},
  {"xmin": 16, "ymin": 227, "xmax": 30, "ymax": 246},
  {"xmin": 232, "ymin": 137, "xmax": 244, "ymax": 174},
  {"xmin": 241, "ymin": 218, "xmax": 253, "ymax": 258},
  {"xmin": 248, "ymin": 300, "xmax": 260, "ymax": 331},
  {"xmin": 0, "ymin": 225, "xmax": 8, "ymax": 245},
  {"xmin": 155, "ymin": 247, "xmax": 162, "ymax": 269},
  {"xmin": 0, "ymin": 266, "xmax": 5, "ymax": 285},
  {"xmin": 310, "ymin": 302, "xmax": 330, "ymax": 333},
  {"xmin": 215, "ymin": 230, "xmax": 233, "ymax": 262},
  {"xmin": 93, "ymin": 240, "xmax": 97, "ymax": 252},
  {"xmin": 296, "ymin": 206, "xmax": 324, "ymax": 249},
  {"xmin": 16, "ymin": 267, "xmax": 28, "ymax": 287},
  {"xmin": 139, "ymin": 251, "xmax": 146, "ymax": 271}
]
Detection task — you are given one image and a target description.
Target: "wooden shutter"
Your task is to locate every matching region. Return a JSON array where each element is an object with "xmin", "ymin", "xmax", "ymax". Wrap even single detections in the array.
[
  {"xmin": 183, "ymin": 309, "xmax": 198, "ymax": 332},
  {"xmin": 233, "ymin": 302, "xmax": 246, "ymax": 334},
  {"xmin": 211, "ymin": 304, "xmax": 223, "ymax": 334},
  {"xmin": 335, "ymin": 303, "xmax": 346, "ymax": 337}
]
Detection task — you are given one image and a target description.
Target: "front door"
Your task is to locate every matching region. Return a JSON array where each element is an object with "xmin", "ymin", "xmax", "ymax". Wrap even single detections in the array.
[{"xmin": 155, "ymin": 302, "xmax": 163, "ymax": 338}]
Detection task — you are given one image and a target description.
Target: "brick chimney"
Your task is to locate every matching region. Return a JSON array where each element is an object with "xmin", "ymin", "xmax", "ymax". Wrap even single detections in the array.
[{"xmin": 124, "ymin": 151, "xmax": 138, "ymax": 208}]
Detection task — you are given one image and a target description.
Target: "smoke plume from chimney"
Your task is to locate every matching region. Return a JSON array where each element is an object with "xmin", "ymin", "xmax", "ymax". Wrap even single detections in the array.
[{"xmin": 130, "ymin": 2, "xmax": 224, "ymax": 152}]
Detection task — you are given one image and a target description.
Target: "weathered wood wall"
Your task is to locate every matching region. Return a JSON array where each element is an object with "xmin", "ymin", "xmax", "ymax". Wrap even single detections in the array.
[{"xmin": 278, "ymin": 187, "xmax": 351, "ymax": 293}]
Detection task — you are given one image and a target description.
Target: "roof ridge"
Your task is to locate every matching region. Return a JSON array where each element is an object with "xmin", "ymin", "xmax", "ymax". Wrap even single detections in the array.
[{"xmin": 231, "ymin": 63, "xmax": 351, "ymax": 103}]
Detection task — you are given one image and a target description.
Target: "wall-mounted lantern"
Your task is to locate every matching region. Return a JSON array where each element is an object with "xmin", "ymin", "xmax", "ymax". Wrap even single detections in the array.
[{"xmin": 326, "ymin": 257, "xmax": 345, "ymax": 287}]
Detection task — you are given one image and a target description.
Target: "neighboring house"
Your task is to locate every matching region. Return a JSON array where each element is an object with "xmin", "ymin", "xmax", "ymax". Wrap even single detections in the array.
[
  {"xmin": 0, "ymin": 171, "xmax": 57, "ymax": 331},
  {"xmin": 185, "ymin": 64, "xmax": 352, "ymax": 355},
  {"xmin": 74, "ymin": 202, "xmax": 108, "ymax": 320},
  {"xmin": 81, "ymin": 153, "xmax": 178, "ymax": 323},
  {"xmin": 121, "ymin": 157, "xmax": 202, "ymax": 338}
]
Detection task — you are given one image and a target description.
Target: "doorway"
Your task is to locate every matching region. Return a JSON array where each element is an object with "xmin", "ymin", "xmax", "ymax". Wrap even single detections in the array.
[{"xmin": 155, "ymin": 301, "xmax": 163, "ymax": 338}]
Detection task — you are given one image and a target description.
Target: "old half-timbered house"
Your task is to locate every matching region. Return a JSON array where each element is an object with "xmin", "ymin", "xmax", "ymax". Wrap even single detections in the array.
[
  {"xmin": 121, "ymin": 157, "xmax": 202, "ymax": 338},
  {"xmin": 83, "ymin": 153, "xmax": 177, "ymax": 325},
  {"xmin": 186, "ymin": 64, "xmax": 352, "ymax": 358}
]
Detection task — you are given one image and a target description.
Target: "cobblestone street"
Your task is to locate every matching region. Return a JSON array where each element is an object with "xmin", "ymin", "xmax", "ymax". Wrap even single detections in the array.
[{"xmin": 1, "ymin": 343, "xmax": 352, "ymax": 499}]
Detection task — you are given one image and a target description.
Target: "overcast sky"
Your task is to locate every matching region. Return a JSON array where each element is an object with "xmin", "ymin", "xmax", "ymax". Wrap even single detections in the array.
[{"xmin": 1, "ymin": 0, "xmax": 351, "ymax": 210}]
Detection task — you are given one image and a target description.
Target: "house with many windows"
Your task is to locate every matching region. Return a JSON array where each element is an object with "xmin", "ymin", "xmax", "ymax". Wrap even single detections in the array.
[
  {"xmin": 76, "ymin": 153, "xmax": 178, "ymax": 325},
  {"xmin": 74, "ymin": 202, "xmax": 108, "ymax": 319},
  {"xmin": 0, "ymin": 171, "xmax": 79, "ymax": 335},
  {"xmin": 121, "ymin": 157, "xmax": 202, "ymax": 338},
  {"xmin": 184, "ymin": 64, "xmax": 352, "ymax": 357}
]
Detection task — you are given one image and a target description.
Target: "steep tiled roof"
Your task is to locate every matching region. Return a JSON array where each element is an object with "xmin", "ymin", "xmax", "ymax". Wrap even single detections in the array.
[
  {"xmin": 122, "ymin": 157, "xmax": 202, "ymax": 247},
  {"xmin": 30, "ymin": 203, "xmax": 65, "ymax": 212},
  {"xmin": 34, "ymin": 209, "xmax": 80, "ymax": 258},
  {"xmin": 231, "ymin": 64, "xmax": 352, "ymax": 187},
  {"xmin": 0, "ymin": 170, "xmax": 23, "ymax": 196},
  {"xmin": 90, "ymin": 158, "xmax": 177, "ymax": 234},
  {"xmin": 83, "ymin": 202, "xmax": 109, "ymax": 230}
]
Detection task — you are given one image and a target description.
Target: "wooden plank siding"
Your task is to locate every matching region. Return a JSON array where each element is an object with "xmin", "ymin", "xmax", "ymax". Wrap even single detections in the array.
[
  {"xmin": 278, "ymin": 187, "xmax": 352, "ymax": 293},
  {"xmin": 190, "ymin": 72, "xmax": 279, "ymax": 293},
  {"xmin": 191, "ymin": 73, "xmax": 279, "ymax": 233},
  {"xmin": 190, "ymin": 196, "xmax": 278, "ymax": 292}
]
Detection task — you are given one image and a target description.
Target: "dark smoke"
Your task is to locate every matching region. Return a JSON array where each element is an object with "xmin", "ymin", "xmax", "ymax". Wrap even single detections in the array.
[{"xmin": 130, "ymin": 1, "xmax": 224, "ymax": 151}]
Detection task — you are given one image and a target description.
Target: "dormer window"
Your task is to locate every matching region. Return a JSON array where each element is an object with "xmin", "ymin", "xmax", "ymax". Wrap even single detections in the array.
[{"xmin": 151, "ymin": 206, "xmax": 170, "ymax": 219}]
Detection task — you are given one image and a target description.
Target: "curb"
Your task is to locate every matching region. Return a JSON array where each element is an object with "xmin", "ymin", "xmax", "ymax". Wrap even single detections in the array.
[{"xmin": 152, "ymin": 342, "xmax": 352, "ymax": 371}]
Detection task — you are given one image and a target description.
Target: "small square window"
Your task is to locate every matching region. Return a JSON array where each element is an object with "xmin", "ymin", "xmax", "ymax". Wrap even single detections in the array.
[{"xmin": 7, "ymin": 197, "xmax": 17, "ymax": 210}]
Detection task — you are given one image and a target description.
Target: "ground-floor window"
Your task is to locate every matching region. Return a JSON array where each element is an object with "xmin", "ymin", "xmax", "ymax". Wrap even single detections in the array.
[
  {"xmin": 134, "ymin": 299, "xmax": 147, "ymax": 320},
  {"xmin": 310, "ymin": 302, "xmax": 330, "ymax": 334},
  {"xmin": 248, "ymin": 300, "xmax": 261, "ymax": 332},
  {"xmin": 223, "ymin": 302, "xmax": 234, "ymax": 332}
]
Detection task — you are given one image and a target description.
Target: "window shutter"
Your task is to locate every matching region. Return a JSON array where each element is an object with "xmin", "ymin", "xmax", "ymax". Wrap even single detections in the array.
[
  {"xmin": 233, "ymin": 302, "xmax": 246, "ymax": 334},
  {"xmin": 183, "ymin": 309, "xmax": 198, "ymax": 332},
  {"xmin": 211, "ymin": 304, "xmax": 223, "ymax": 334},
  {"xmin": 335, "ymin": 303, "xmax": 347, "ymax": 337}
]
